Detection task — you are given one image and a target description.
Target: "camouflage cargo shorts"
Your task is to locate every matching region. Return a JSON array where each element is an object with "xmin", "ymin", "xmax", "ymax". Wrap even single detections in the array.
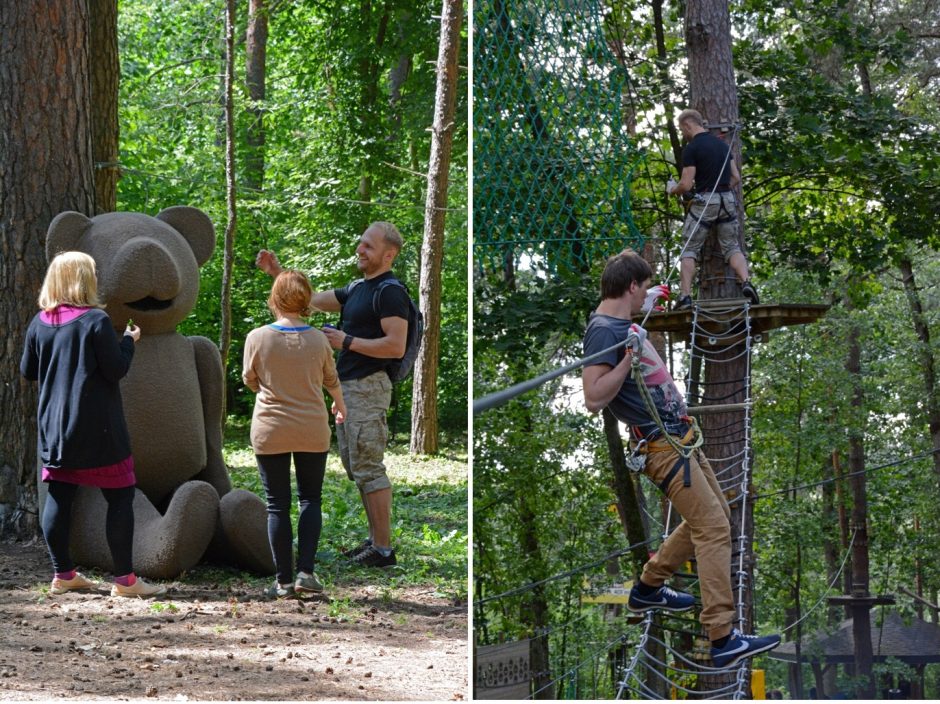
[{"xmin": 336, "ymin": 371, "xmax": 392, "ymax": 494}]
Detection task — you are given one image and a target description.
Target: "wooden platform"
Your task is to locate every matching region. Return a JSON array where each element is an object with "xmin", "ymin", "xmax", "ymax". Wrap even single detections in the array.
[{"xmin": 643, "ymin": 300, "xmax": 829, "ymax": 347}]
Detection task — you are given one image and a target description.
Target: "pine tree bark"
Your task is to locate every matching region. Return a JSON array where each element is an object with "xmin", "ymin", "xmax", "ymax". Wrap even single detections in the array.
[
  {"xmin": 89, "ymin": 0, "xmax": 120, "ymax": 213},
  {"xmin": 0, "ymin": 0, "xmax": 96, "ymax": 538},
  {"xmin": 684, "ymin": 0, "xmax": 752, "ymax": 694},
  {"xmin": 410, "ymin": 0, "xmax": 462, "ymax": 454}
]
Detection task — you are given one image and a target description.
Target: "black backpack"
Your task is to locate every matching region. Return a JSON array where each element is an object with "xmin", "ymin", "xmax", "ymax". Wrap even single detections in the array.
[{"xmin": 344, "ymin": 278, "xmax": 424, "ymax": 382}]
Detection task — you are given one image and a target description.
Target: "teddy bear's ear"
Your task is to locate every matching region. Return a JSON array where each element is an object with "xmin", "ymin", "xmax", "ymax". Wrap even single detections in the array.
[
  {"xmin": 156, "ymin": 206, "xmax": 216, "ymax": 266},
  {"xmin": 46, "ymin": 211, "xmax": 92, "ymax": 260}
]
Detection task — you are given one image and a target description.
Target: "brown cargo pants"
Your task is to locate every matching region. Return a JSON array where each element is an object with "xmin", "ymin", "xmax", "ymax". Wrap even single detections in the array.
[{"xmin": 640, "ymin": 440, "xmax": 735, "ymax": 641}]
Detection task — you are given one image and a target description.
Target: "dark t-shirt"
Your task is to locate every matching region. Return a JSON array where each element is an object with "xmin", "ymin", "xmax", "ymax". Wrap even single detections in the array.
[
  {"xmin": 582, "ymin": 313, "xmax": 688, "ymax": 438},
  {"xmin": 20, "ymin": 308, "xmax": 135, "ymax": 469},
  {"xmin": 682, "ymin": 131, "xmax": 733, "ymax": 193},
  {"xmin": 333, "ymin": 271, "xmax": 410, "ymax": 381}
]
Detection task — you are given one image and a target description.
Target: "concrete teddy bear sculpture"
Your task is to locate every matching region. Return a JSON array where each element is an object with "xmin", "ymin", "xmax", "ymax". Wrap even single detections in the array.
[{"xmin": 41, "ymin": 206, "xmax": 274, "ymax": 578}]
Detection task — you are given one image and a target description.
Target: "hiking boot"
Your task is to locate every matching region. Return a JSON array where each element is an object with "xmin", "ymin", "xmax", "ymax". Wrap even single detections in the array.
[
  {"xmin": 262, "ymin": 582, "xmax": 295, "ymax": 599},
  {"xmin": 111, "ymin": 577, "xmax": 167, "ymax": 598},
  {"xmin": 674, "ymin": 294, "xmax": 693, "ymax": 311},
  {"xmin": 741, "ymin": 280, "xmax": 759, "ymax": 305},
  {"xmin": 294, "ymin": 571, "xmax": 324, "ymax": 594},
  {"xmin": 342, "ymin": 538, "xmax": 373, "ymax": 559},
  {"xmin": 50, "ymin": 572, "xmax": 99, "ymax": 595},
  {"xmin": 627, "ymin": 583, "xmax": 695, "ymax": 613},
  {"xmin": 710, "ymin": 628, "xmax": 781, "ymax": 668},
  {"xmin": 350, "ymin": 545, "xmax": 397, "ymax": 568}
]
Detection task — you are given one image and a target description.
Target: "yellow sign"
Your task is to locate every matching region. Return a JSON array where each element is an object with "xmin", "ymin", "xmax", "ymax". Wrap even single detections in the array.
[{"xmin": 582, "ymin": 580, "xmax": 634, "ymax": 604}]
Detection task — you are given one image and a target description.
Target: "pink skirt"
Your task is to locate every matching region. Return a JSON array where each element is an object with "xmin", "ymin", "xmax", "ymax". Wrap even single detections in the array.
[{"xmin": 42, "ymin": 455, "xmax": 136, "ymax": 489}]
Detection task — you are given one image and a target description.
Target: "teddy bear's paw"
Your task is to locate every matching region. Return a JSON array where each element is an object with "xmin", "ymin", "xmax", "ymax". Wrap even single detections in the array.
[
  {"xmin": 216, "ymin": 489, "xmax": 276, "ymax": 575},
  {"xmin": 131, "ymin": 480, "xmax": 220, "ymax": 579}
]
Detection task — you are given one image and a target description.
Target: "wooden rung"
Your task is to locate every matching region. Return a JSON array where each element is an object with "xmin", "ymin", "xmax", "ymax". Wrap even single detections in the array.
[{"xmin": 686, "ymin": 402, "xmax": 751, "ymax": 415}]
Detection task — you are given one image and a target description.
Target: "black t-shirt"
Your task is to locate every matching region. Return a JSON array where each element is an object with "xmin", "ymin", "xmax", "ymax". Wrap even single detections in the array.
[
  {"xmin": 333, "ymin": 271, "xmax": 410, "ymax": 381},
  {"xmin": 682, "ymin": 131, "xmax": 733, "ymax": 193}
]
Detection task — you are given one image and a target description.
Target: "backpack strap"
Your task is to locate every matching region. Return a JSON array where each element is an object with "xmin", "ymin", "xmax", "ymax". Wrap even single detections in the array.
[{"xmin": 371, "ymin": 278, "xmax": 408, "ymax": 317}]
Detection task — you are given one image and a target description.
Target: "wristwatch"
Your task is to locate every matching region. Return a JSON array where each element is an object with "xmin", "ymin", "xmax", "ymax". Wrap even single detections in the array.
[{"xmin": 342, "ymin": 335, "xmax": 354, "ymax": 351}]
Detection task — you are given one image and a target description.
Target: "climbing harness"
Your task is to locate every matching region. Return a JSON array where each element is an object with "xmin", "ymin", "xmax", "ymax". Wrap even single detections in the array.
[{"xmin": 687, "ymin": 190, "xmax": 738, "ymax": 230}]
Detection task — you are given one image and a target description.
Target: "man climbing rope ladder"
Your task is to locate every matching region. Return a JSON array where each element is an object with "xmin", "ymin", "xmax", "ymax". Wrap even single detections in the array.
[{"xmin": 581, "ymin": 250, "xmax": 780, "ymax": 669}]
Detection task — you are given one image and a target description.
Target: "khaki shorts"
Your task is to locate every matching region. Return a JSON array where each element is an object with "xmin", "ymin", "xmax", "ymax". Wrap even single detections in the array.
[
  {"xmin": 336, "ymin": 372, "xmax": 392, "ymax": 494},
  {"xmin": 679, "ymin": 191, "xmax": 742, "ymax": 263}
]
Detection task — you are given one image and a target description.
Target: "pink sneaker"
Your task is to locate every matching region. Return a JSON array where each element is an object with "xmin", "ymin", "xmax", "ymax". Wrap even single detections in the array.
[
  {"xmin": 110, "ymin": 577, "xmax": 167, "ymax": 598},
  {"xmin": 50, "ymin": 572, "xmax": 100, "ymax": 595}
]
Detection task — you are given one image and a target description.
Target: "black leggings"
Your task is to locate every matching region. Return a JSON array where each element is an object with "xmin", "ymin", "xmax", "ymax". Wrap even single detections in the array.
[
  {"xmin": 41, "ymin": 481, "xmax": 136, "ymax": 576},
  {"xmin": 255, "ymin": 452, "xmax": 327, "ymax": 585}
]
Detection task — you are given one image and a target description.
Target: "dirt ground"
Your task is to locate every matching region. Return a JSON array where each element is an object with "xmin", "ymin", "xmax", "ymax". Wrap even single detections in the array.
[{"xmin": 0, "ymin": 540, "xmax": 468, "ymax": 701}]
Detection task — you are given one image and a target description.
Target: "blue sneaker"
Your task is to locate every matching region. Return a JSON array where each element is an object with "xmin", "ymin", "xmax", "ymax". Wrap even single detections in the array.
[
  {"xmin": 710, "ymin": 629, "xmax": 781, "ymax": 668},
  {"xmin": 627, "ymin": 584, "xmax": 695, "ymax": 613}
]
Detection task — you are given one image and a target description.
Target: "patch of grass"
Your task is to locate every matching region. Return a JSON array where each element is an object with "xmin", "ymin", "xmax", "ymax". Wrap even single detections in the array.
[
  {"xmin": 328, "ymin": 596, "xmax": 351, "ymax": 618},
  {"xmin": 149, "ymin": 601, "xmax": 179, "ymax": 614},
  {"xmin": 222, "ymin": 417, "xmax": 468, "ymax": 601}
]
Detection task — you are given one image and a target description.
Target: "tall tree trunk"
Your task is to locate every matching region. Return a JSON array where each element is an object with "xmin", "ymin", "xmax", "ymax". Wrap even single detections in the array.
[
  {"xmin": 219, "ymin": 0, "xmax": 237, "ymax": 425},
  {"xmin": 845, "ymin": 310, "xmax": 875, "ymax": 698},
  {"xmin": 650, "ymin": 0, "xmax": 683, "ymax": 168},
  {"xmin": 411, "ymin": 0, "xmax": 461, "ymax": 454},
  {"xmin": 898, "ymin": 258, "xmax": 940, "ymax": 485},
  {"xmin": 89, "ymin": 0, "xmax": 119, "ymax": 213},
  {"xmin": 518, "ymin": 497, "xmax": 552, "ymax": 699},
  {"xmin": 602, "ymin": 410, "xmax": 649, "ymax": 574},
  {"xmin": 245, "ymin": 0, "xmax": 268, "ymax": 192},
  {"xmin": 685, "ymin": 0, "xmax": 754, "ymax": 694},
  {"xmin": 685, "ymin": 0, "xmax": 751, "ymax": 695},
  {"xmin": 821, "ymin": 453, "xmax": 840, "ymax": 698},
  {"xmin": 356, "ymin": 0, "xmax": 391, "ymax": 221},
  {"xmin": 0, "ymin": 0, "xmax": 96, "ymax": 538}
]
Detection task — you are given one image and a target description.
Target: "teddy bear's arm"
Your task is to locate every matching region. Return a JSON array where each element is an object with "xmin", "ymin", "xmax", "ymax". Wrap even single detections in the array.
[{"xmin": 190, "ymin": 335, "xmax": 233, "ymax": 496}]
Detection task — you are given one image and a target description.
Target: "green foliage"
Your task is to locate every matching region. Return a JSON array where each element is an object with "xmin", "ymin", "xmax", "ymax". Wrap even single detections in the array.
[
  {"xmin": 474, "ymin": 0, "xmax": 940, "ymax": 695},
  {"xmin": 116, "ymin": 0, "xmax": 468, "ymax": 430}
]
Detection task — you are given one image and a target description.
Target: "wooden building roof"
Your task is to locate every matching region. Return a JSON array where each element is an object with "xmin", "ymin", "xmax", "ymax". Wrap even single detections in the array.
[{"xmin": 771, "ymin": 612, "xmax": 940, "ymax": 666}]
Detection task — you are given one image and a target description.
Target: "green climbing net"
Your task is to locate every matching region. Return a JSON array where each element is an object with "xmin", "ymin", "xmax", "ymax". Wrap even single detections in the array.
[{"xmin": 473, "ymin": 0, "xmax": 646, "ymax": 274}]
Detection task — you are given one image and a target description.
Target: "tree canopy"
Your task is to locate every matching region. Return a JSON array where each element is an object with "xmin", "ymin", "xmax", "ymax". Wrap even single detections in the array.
[{"xmin": 473, "ymin": 0, "xmax": 940, "ymax": 697}]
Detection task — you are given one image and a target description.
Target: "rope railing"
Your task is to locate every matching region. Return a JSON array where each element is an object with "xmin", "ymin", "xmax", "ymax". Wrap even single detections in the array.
[{"xmin": 473, "ymin": 537, "xmax": 657, "ymax": 606}]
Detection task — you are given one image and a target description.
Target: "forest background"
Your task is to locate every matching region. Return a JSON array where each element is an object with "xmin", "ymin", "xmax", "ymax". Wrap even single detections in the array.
[
  {"xmin": 473, "ymin": 0, "xmax": 940, "ymax": 698},
  {"xmin": 1, "ymin": 0, "xmax": 468, "ymax": 529}
]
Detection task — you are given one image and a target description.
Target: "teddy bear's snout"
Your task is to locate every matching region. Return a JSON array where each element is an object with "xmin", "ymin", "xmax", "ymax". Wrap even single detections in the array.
[{"xmin": 107, "ymin": 237, "xmax": 183, "ymax": 306}]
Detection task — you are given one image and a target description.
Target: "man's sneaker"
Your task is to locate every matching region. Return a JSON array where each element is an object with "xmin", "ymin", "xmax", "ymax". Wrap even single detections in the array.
[
  {"xmin": 710, "ymin": 629, "xmax": 781, "ymax": 668},
  {"xmin": 262, "ymin": 582, "xmax": 295, "ymax": 599},
  {"xmin": 342, "ymin": 538, "xmax": 373, "ymax": 558},
  {"xmin": 294, "ymin": 571, "xmax": 324, "ymax": 594},
  {"xmin": 350, "ymin": 545, "xmax": 397, "ymax": 568},
  {"xmin": 111, "ymin": 577, "xmax": 167, "ymax": 598},
  {"xmin": 674, "ymin": 294, "xmax": 693, "ymax": 311},
  {"xmin": 50, "ymin": 572, "xmax": 99, "ymax": 595},
  {"xmin": 741, "ymin": 280, "xmax": 759, "ymax": 304},
  {"xmin": 627, "ymin": 583, "xmax": 695, "ymax": 613}
]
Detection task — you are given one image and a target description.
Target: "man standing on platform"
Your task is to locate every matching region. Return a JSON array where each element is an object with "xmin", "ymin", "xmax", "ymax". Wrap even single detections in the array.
[{"xmin": 668, "ymin": 108, "xmax": 758, "ymax": 310}]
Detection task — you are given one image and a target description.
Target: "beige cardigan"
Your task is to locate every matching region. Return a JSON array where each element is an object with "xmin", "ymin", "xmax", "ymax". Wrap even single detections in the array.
[{"xmin": 242, "ymin": 325, "xmax": 343, "ymax": 454}]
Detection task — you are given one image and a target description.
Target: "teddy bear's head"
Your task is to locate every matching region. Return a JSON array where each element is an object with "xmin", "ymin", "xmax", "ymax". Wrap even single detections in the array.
[{"xmin": 46, "ymin": 207, "xmax": 215, "ymax": 334}]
